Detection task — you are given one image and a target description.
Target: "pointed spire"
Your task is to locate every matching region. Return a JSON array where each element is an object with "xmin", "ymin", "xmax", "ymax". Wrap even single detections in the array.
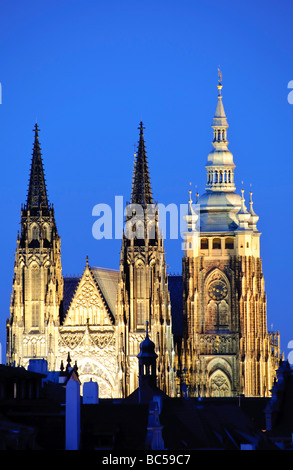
[
  {"xmin": 212, "ymin": 69, "xmax": 229, "ymax": 148},
  {"xmin": 184, "ymin": 183, "xmax": 198, "ymax": 233},
  {"xmin": 131, "ymin": 122, "xmax": 153, "ymax": 208},
  {"xmin": 212, "ymin": 68, "xmax": 228, "ymax": 131},
  {"xmin": 26, "ymin": 123, "xmax": 49, "ymax": 211},
  {"xmin": 205, "ymin": 72, "xmax": 236, "ymax": 192},
  {"xmin": 248, "ymin": 188, "xmax": 259, "ymax": 231},
  {"xmin": 237, "ymin": 186, "xmax": 251, "ymax": 230}
]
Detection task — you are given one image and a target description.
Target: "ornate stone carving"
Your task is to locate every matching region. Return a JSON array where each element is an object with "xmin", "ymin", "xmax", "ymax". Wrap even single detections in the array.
[{"xmin": 59, "ymin": 330, "xmax": 85, "ymax": 349}]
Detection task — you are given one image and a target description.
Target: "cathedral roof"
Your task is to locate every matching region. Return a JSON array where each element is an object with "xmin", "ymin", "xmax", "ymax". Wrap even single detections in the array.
[
  {"xmin": 90, "ymin": 266, "xmax": 119, "ymax": 316},
  {"xmin": 62, "ymin": 276, "xmax": 80, "ymax": 316},
  {"xmin": 62, "ymin": 269, "xmax": 183, "ymax": 334}
]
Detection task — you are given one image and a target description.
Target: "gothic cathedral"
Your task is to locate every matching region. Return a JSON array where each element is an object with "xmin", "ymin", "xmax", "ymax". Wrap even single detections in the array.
[{"xmin": 6, "ymin": 78, "xmax": 281, "ymax": 399}]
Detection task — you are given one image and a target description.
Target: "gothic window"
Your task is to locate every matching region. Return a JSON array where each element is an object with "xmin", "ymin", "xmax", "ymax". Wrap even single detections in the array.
[
  {"xmin": 206, "ymin": 270, "xmax": 231, "ymax": 332},
  {"xmin": 218, "ymin": 301, "xmax": 229, "ymax": 326},
  {"xmin": 137, "ymin": 301, "xmax": 144, "ymax": 326},
  {"xmin": 136, "ymin": 265, "xmax": 144, "ymax": 297},
  {"xmin": 136, "ymin": 265, "xmax": 145, "ymax": 326},
  {"xmin": 209, "ymin": 370, "xmax": 231, "ymax": 397},
  {"xmin": 32, "ymin": 225, "xmax": 39, "ymax": 240},
  {"xmin": 31, "ymin": 266, "xmax": 41, "ymax": 301},
  {"xmin": 31, "ymin": 304, "xmax": 40, "ymax": 328},
  {"xmin": 43, "ymin": 224, "xmax": 50, "ymax": 241}
]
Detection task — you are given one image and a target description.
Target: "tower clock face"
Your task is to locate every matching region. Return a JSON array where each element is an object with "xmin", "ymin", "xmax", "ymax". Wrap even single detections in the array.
[{"xmin": 208, "ymin": 280, "xmax": 228, "ymax": 301}]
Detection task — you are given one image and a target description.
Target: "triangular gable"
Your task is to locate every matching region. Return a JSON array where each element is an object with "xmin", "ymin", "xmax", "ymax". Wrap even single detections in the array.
[{"xmin": 62, "ymin": 265, "xmax": 116, "ymax": 327}]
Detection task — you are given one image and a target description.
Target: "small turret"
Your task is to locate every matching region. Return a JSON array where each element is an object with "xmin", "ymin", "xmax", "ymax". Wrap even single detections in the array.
[{"xmin": 137, "ymin": 322, "xmax": 158, "ymax": 402}]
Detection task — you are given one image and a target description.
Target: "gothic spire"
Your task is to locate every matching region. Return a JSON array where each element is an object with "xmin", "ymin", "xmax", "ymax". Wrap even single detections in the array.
[
  {"xmin": 131, "ymin": 122, "xmax": 153, "ymax": 208},
  {"xmin": 26, "ymin": 123, "xmax": 49, "ymax": 211}
]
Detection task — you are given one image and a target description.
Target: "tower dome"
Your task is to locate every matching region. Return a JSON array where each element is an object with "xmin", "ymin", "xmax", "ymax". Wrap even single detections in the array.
[{"xmin": 137, "ymin": 322, "xmax": 158, "ymax": 360}]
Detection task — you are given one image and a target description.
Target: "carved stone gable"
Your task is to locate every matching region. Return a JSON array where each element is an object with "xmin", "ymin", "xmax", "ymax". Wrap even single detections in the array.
[{"xmin": 63, "ymin": 266, "xmax": 113, "ymax": 327}]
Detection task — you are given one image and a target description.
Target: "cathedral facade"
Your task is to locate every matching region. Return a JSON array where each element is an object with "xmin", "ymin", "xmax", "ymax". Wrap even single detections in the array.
[{"xmin": 6, "ymin": 78, "xmax": 280, "ymax": 398}]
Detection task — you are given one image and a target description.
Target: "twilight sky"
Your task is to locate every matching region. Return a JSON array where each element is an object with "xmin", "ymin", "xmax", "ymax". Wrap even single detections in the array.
[{"xmin": 0, "ymin": 0, "xmax": 293, "ymax": 362}]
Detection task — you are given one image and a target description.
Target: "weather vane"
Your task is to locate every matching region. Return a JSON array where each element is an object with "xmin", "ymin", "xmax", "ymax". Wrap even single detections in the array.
[{"xmin": 218, "ymin": 67, "xmax": 222, "ymax": 84}]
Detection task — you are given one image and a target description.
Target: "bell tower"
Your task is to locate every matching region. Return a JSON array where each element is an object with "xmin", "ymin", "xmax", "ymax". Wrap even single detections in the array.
[
  {"xmin": 180, "ymin": 74, "xmax": 281, "ymax": 397},
  {"xmin": 116, "ymin": 122, "xmax": 174, "ymax": 398},
  {"xmin": 7, "ymin": 124, "xmax": 63, "ymax": 370}
]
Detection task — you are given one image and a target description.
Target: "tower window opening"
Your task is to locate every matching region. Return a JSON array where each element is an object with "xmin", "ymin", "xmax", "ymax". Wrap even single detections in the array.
[
  {"xmin": 225, "ymin": 238, "xmax": 234, "ymax": 249},
  {"xmin": 201, "ymin": 238, "xmax": 208, "ymax": 249},
  {"xmin": 212, "ymin": 238, "xmax": 221, "ymax": 249}
]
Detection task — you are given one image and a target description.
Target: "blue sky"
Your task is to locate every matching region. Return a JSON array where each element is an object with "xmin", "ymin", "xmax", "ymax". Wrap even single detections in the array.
[{"xmin": 0, "ymin": 0, "xmax": 293, "ymax": 361}]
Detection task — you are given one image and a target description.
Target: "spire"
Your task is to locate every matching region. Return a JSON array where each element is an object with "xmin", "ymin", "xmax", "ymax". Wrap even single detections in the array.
[
  {"xmin": 26, "ymin": 124, "xmax": 49, "ymax": 211},
  {"xmin": 248, "ymin": 188, "xmax": 259, "ymax": 231},
  {"xmin": 212, "ymin": 68, "xmax": 228, "ymax": 132},
  {"xmin": 131, "ymin": 122, "xmax": 153, "ymax": 208},
  {"xmin": 237, "ymin": 187, "xmax": 251, "ymax": 230},
  {"xmin": 205, "ymin": 71, "xmax": 236, "ymax": 192},
  {"xmin": 185, "ymin": 183, "xmax": 198, "ymax": 232}
]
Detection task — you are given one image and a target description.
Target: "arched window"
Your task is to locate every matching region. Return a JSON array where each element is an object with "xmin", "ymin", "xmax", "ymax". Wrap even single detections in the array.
[
  {"xmin": 137, "ymin": 301, "xmax": 144, "ymax": 327},
  {"xmin": 212, "ymin": 238, "xmax": 221, "ymax": 249},
  {"xmin": 31, "ymin": 266, "xmax": 41, "ymax": 301},
  {"xmin": 201, "ymin": 238, "xmax": 208, "ymax": 249},
  {"xmin": 32, "ymin": 225, "xmax": 39, "ymax": 240},
  {"xmin": 43, "ymin": 224, "xmax": 50, "ymax": 240},
  {"xmin": 136, "ymin": 265, "xmax": 145, "ymax": 326},
  {"xmin": 225, "ymin": 238, "xmax": 234, "ymax": 249},
  {"xmin": 32, "ymin": 304, "xmax": 40, "ymax": 328}
]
